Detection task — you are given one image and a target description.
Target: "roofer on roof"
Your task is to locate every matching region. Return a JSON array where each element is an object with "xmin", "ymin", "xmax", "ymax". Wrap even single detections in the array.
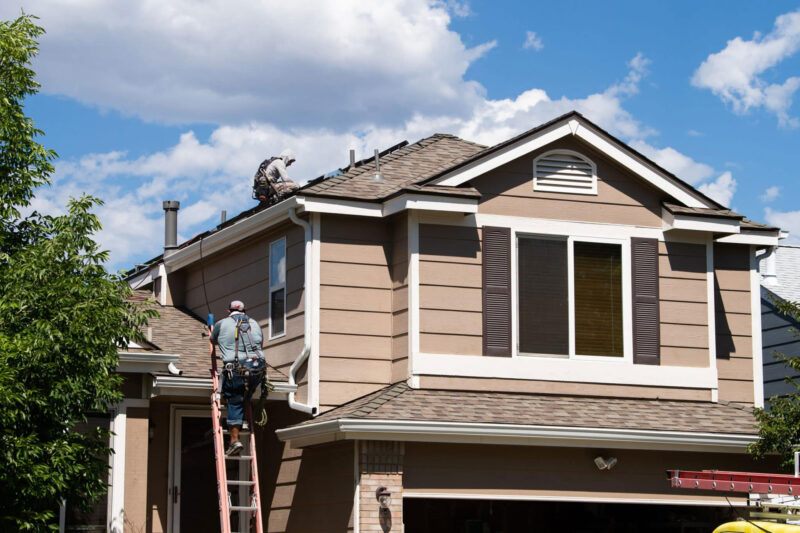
[{"xmin": 209, "ymin": 300, "xmax": 265, "ymax": 456}]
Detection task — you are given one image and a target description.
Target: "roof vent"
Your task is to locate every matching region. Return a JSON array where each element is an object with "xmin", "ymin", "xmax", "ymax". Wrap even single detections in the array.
[
  {"xmin": 533, "ymin": 150, "xmax": 597, "ymax": 195},
  {"xmin": 371, "ymin": 149, "xmax": 385, "ymax": 182}
]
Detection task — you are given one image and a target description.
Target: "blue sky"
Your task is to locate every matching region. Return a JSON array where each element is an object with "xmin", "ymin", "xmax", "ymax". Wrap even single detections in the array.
[{"xmin": 5, "ymin": 1, "xmax": 800, "ymax": 271}]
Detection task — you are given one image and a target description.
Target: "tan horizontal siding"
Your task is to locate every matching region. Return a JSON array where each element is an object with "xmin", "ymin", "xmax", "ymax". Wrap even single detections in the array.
[
  {"xmin": 479, "ymin": 194, "xmax": 660, "ymax": 226},
  {"xmin": 419, "ymin": 262, "xmax": 481, "ymax": 288},
  {"xmin": 420, "ymin": 285, "xmax": 482, "ymax": 312},
  {"xmin": 660, "ymin": 301, "xmax": 707, "ymax": 326},
  {"xmin": 660, "ymin": 324, "xmax": 709, "ymax": 348},
  {"xmin": 659, "ymin": 278, "xmax": 707, "ymax": 303},
  {"xmin": 420, "ymin": 333, "xmax": 482, "ymax": 356},
  {"xmin": 714, "ymin": 243, "xmax": 753, "ymax": 404},
  {"xmin": 419, "ymin": 375, "xmax": 711, "ymax": 401},
  {"xmin": 420, "ymin": 309, "xmax": 482, "ymax": 336},
  {"xmin": 319, "ymin": 214, "xmax": 393, "ymax": 409},
  {"xmin": 661, "ymin": 347, "xmax": 709, "ymax": 367}
]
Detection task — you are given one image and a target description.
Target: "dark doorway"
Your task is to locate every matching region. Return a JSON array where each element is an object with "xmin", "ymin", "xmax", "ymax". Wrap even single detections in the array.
[{"xmin": 403, "ymin": 498, "xmax": 739, "ymax": 533}]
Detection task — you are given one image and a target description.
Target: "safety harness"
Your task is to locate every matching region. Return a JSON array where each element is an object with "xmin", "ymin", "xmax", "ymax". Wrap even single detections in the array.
[
  {"xmin": 251, "ymin": 157, "xmax": 280, "ymax": 205},
  {"xmin": 224, "ymin": 314, "xmax": 273, "ymax": 426}
]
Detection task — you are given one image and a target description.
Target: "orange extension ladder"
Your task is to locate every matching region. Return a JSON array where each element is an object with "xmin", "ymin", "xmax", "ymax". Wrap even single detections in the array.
[{"xmin": 208, "ymin": 317, "xmax": 264, "ymax": 533}]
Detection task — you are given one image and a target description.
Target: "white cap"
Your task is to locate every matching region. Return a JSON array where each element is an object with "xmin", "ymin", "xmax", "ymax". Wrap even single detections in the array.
[{"xmin": 229, "ymin": 300, "xmax": 245, "ymax": 311}]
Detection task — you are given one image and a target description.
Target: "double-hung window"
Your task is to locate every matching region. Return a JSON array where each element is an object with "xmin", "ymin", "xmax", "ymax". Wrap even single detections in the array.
[
  {"xmin": 269, "ymin": 237, "xmax": 286, "ymax": 339},
  {"xmin": 517, "ymin": 235, "xmax": 624, "ymax": 358}
]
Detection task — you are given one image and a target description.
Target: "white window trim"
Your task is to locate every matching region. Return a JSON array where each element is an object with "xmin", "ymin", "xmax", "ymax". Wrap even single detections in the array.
[
  {"xmin": 514, "ymin": 232, "xmax": 632, "ymax": 362},
  {"xmin": 533, "ymin": 149, "xmax": 598, "ymax": 195},
  {"xmin": 409, "ymin": 214, "xmax": 720, "ymax": 389},
  {"xmin": 268, "ymin": 236, "xmax": 287, "ymax": 340}
]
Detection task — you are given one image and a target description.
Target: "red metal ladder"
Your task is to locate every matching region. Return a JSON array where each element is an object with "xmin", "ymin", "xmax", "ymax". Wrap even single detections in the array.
[
  {"xmin": 667, "ymin": 469, "xmax": 800, "ymax": 496},
  {"xmin": 209, "ymin": 337, "xmax": 264, "ymax": 533}
]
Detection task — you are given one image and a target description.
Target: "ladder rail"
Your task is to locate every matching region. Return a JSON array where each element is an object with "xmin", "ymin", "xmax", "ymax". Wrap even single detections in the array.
[
  {"xmin": 668, "ymin": 469, "xmax": 800, "ymax": 496},
  {"xmin": 246, "ymin": 402, "xmax": 264, "ymax": 533}
]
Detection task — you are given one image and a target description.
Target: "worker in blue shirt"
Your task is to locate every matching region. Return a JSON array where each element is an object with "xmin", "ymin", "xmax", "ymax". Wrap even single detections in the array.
[{"xmin": 209, "ymin": 300, "xmax": 265, "ymax": 455}]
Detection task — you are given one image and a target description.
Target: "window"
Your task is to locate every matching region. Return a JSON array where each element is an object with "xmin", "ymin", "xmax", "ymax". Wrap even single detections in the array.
[
  {"xmin": 517, "ymin": 235, "xmax": 623, "ymax": 358},
  {"xmin": 269, "ymin": 237, "xmax": 286, "ymax": 339},
  {"xmin": 533, "ymin": 150, "xmax": 597, "ymax": 195}
]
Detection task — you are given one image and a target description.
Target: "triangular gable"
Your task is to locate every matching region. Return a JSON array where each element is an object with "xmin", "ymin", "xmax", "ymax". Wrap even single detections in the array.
[{"xmin": 426, "ymin": 111, "xmax": 721, "ymax": 210}]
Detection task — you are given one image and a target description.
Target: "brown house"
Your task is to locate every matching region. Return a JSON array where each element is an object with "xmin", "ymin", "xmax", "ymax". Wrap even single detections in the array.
[{"xmin": 99, "ymin": 112, "xmax": 783, "ymax": 532}]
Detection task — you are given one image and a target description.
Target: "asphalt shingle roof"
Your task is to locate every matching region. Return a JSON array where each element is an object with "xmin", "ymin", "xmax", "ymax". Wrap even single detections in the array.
[
  {"xmin": 128, "ymin": 290, "xmax": 286, "ymax": 381},
  {"xmin": 301, "ymin": 134, "xmax": 486, "ymax": 201},
  {"xmin": 296, "ymin": 382, "xmax": 758, "ymax": 435}
]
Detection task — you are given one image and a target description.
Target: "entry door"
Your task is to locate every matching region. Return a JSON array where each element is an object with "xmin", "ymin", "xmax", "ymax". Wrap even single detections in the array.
[{"xmin": 171, "ymin": 409, "xmax": 219, "ymax": 533}]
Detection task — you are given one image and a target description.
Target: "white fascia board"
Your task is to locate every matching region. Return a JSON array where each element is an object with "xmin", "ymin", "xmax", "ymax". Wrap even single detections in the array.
[
  {"xmin": 382, "ymin": 194, "xmax": 478, "ymax": 217},
  {"xmin": 574, "ymin": 125, "xmax": 710, "ymax": 208},
  {"xmin": 431, "ymin": 119, "xmax": 712, "ymax": 209},
  {"xmin": 402, "ymin": 492, "xmax": 746, "ymax": 506},
  {"xmin": 117, "ymin": 351, "xmax": 179, "ymax": 373},
  {"xmin": 164, "ymin": 197, "xmax": 300, "ymax": 272},
  {"xmin": 716, "ymin": 232, "xmax": 781, "ymax": 246},
  {"xmin": 301, "ymin": 196, "xmax": 383, "ymax": 217},
  {"xmin": 276, "ymin": 418, "xmax": 756, "ymax": 453},
  {"xmin": 150, "ymin": 375, "xmax": 296, "ymax": 397},
  {"xmin": 127, "ymin": 268, "xmax": 156, "ymax": 290},
  {"xmin": 662, "ymin": 209, "xmax": 740, "ymax": 234},
  {"xmin": 414, "ymin": 353, "xmax": 717, "ymax": 389}
]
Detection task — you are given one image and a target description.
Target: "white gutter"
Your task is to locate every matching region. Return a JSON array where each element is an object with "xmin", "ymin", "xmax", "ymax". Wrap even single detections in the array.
[
  {"xmin": 276, "ymin": 418, "xmax": 758, "ymax": 452},
  {"xmin": 287, "ymin": 207, "xmax": 317, "ymax": 415}
]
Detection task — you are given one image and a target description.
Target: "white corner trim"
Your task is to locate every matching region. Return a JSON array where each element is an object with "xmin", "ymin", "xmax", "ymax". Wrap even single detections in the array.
[
  {"xmin": 165, "ymin": 197, "xmax": 299, "ymax": 272},
  {"xmin": 353, "ymin": 441, "xmax": 360, "ymax": 533},
  {"xmin": 276, "ymin": 418, "xmax": 756, "ymax": 452},
  {"xmin": 383, "ymin": 194, "xmax": 478, "ymax": 217},
  {"xmin": 117, "ymin": 351, "xmax": 180, "ymax": 373},
  {"xmin": 716, "ymin": 232, "xmax": 781, "ymax": 246},
  {"xmin": 310, "ymin": 213, "xmax": 322, "ymax": 412},
  {"xmin": 751, "ymin": 248, "xmax": 765, "ymax": 408},
  {"xmin": 431, "ymin": 118, "xmax": 712, "ymax": 209},
  {"xmin": 706, "ymin": 239, "xmax": 718, "ymax": 402},
  {"xmin": 109, "ymin": 405, "xmax": 126, "ymax": 531},
  {"xmin": 408, "ymin": 212, "xmax": 420, "ymax": 379},
  {"xmin": 663, "ymin": 209, "xmax": 740, "ymax": 234},
  {"xmin": 413, "ymin": 353, "xmax": 718, "ymax": 389}
]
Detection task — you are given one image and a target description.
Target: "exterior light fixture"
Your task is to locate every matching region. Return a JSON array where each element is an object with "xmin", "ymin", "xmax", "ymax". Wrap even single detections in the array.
[
  {"xmin": 594, "ymin": 456, "xmax": 618, "ymax": 471},
  {"xmin": 375, "ymin": 486, "xmax": 392, "ymax": 509}
]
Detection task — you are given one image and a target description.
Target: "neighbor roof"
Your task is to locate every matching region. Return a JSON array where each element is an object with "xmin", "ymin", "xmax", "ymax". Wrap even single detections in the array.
[
  {"xmin": 290, "ymin": 382, "xmax": 757, "ymax": 435},
  {"xmin": 127, "ymin": 290, "xmax": 286, "ymax": 381}
]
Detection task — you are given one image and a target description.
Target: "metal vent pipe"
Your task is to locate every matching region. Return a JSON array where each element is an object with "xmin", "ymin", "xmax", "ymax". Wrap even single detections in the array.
[{"xmin": 162, "ymin": 200, "xmax": 180, "ymax": 257}]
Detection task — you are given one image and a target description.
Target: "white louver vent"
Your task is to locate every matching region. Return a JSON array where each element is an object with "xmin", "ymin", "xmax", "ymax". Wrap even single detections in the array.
[{"xmin": 533, "ymin": 150, "xmax": 597, "ymax": 195}]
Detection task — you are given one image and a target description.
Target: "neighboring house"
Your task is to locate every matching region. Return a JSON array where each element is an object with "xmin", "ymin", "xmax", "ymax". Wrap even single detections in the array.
[
  {"xmin": 760, "ymin": 245, "xmax": 800, "ymax": 403},
  {"xmin": 89, "ymin": 111, "xmax": 784, "ymax": 532}
]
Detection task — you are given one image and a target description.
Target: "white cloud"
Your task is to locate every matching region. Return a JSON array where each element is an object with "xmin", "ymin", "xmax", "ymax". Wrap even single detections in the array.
[
  {"xmin": 3, "ymin": 0, "xmax": 495, "ymax": 128},
  {"xmin": 761, "ymin": 185, "xmax": 781, "ymax": 202},
  {"xmin": 523, "ymin": 31, "xmax": 544, "ymax": 51},
  {"xmin": 687, "ymin": 129, "xmax": 704, "ymax": 137},
  {"xmin": 629, "ymin": 140, "xmax": 714, "ymax": 184},
  {"xmin": 765, "ymin": 207, "xmax": 800, "ymax": 243},
  {"xmin": 37, "ymin": 52, "xmax": 660, "ymax": 271},
  {"xmin": 692, "ymin": 9, "xmax": 800, "ymax": 127},
  {"xmin": 698, "ymin": 171, "xmax": 737, "ymax": 207}
]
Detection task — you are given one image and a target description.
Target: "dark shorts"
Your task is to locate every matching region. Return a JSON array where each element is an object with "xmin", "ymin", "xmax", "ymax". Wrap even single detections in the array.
[{"xmin": 222, "ymin": 358, "xmax": 265, "ymax": 427}]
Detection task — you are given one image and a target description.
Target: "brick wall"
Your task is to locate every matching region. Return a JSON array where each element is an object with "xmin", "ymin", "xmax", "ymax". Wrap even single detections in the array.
[{"xmin": 359, "ymin": 441, "xmax": 404, "ymax": 532}]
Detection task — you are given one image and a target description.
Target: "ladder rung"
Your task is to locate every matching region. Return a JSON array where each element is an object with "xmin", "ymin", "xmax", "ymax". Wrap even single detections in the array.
[
  {"xmin": 225, "ymin": 455, "xmax": 254, "ymax": 460},
  {"xmin": 222, "ymin": 430, "xmax": 251, "ymax": 435},
  {"xmin": 230, "ymin": 505, "xmax": 258, "ymax": 512},
  {"xmin": 227, "ymin": 480, "xmax": 256, "ymax": 486}
]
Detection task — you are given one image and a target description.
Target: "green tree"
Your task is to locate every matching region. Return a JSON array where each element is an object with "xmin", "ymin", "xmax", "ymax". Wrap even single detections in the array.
[
  {"xmin": 0, "ymin": 14, "xmax": 155, "ymax": 531},
  {"xmin": 749, "ymin": 298, "xmax": 800, "ymax": 472}
]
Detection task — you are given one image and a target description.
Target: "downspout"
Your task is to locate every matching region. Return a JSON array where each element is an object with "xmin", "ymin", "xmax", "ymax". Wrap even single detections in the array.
[
  {"xmin": 287, "ymin": 207, "xmax": 317, "ymax": 415},
  {"xmin": 758, "ymin": 245, "xmax": 778, "ymax": 287}
]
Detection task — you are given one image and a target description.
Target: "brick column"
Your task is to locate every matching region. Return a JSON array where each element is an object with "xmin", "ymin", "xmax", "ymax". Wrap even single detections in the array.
[{"xmin": 358, "ymin": 441, "xmax": 404, "ymax": 532}]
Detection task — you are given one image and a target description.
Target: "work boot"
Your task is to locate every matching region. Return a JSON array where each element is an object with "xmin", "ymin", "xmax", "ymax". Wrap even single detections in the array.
[{"xmin": 225, "ymin": 440, "xmax": 244, "ymax": 456}]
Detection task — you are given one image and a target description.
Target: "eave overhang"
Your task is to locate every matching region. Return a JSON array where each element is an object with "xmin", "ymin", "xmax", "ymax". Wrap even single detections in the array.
[
  {"xmin": 117, "ymin": 351, "xmax": 180, "ymax": 373},
  {"xmin": 275, "ymin": 417, "xmax": 757, "ymax": 453},
  {"xmin": 150, "ymin": 375, "xmax": 295, "ymax": 398}
]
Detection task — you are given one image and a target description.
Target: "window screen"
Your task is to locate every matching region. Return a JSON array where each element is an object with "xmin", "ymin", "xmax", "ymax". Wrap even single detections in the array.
[
  {"xmin": 518, "ymin": 236, "xmax": 569, "ymax": 355},
  {"xmin": 269, "ymin": 238, "xmax": 286, "ymax": 338},
  {"xmin": 574, "ymin": 242, "xmax": 623, "ymax": 357}
]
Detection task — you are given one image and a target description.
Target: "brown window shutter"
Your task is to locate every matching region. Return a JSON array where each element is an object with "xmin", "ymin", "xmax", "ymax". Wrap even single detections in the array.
[
  {"xmin": 482, "ymin": 226, "xmax": 512, "ymax": 356},
  {"xmin": 631, "ymin": 237, "xmax": 660, "ymax": 365}
]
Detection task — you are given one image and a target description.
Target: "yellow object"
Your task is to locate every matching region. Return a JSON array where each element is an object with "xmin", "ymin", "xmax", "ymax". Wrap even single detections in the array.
[{"xmin": 713, "ymin": 521, "xmax": 800, "ymax": 533}]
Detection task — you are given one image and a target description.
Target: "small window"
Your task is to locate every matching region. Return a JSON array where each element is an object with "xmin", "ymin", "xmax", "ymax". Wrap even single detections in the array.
[
  {"xmin": 269, "ymin": 237, "xmax": 286, "ymax": 339},
  {"xmin": 533, "ymin": 150, "xmax": 597, "ymax": 195}
]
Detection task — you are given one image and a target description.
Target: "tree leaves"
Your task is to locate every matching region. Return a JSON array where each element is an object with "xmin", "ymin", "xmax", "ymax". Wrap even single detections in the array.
[{"xmin": 0, "ymin": 14, "xmax": 156, "ymax": 531}]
